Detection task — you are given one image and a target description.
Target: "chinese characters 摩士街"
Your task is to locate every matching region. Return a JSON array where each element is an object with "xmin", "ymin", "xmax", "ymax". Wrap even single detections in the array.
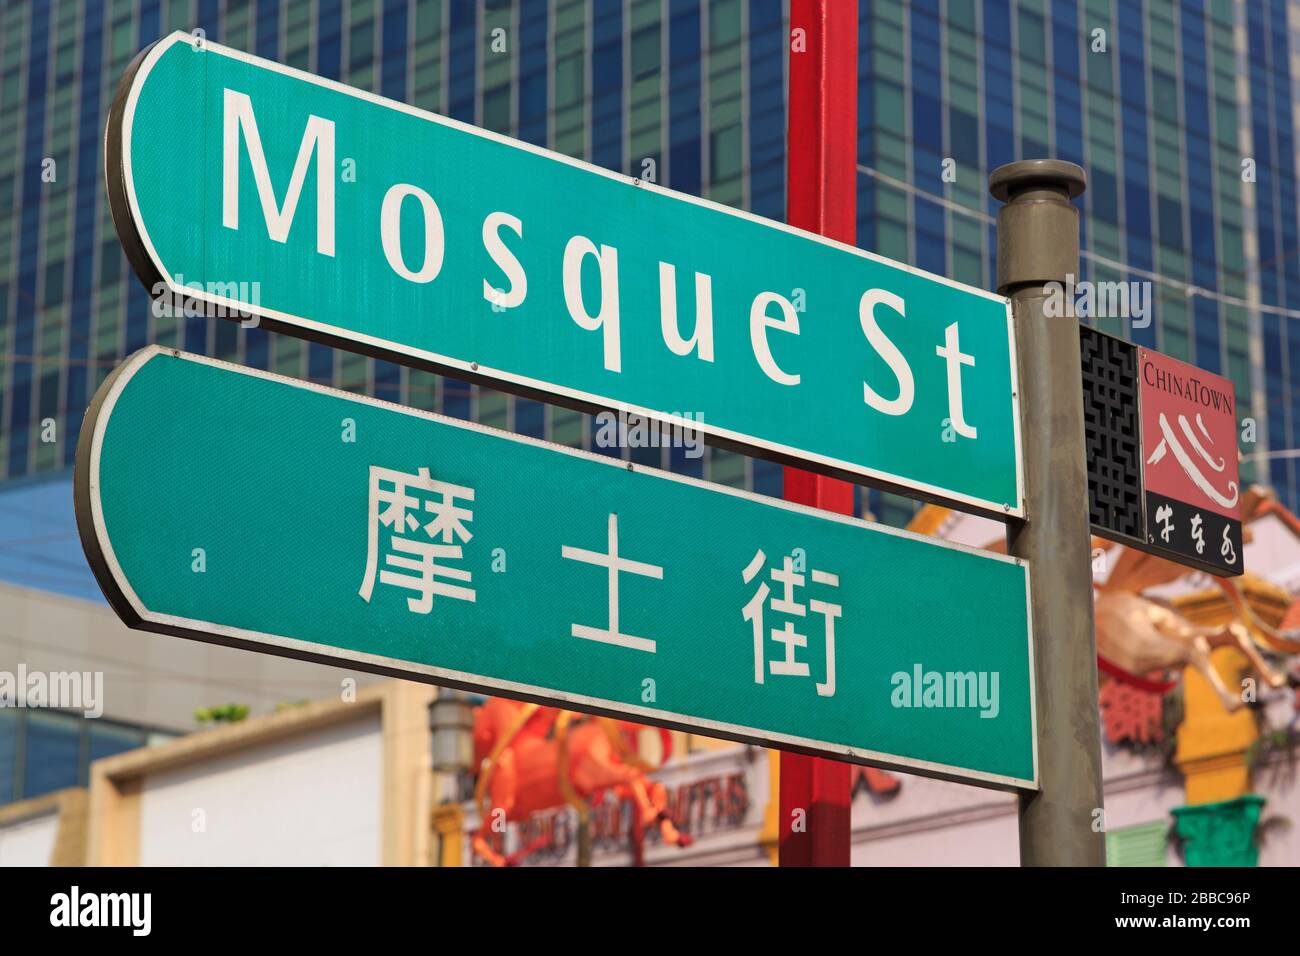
[
  {"xmin": 561, "ymin": 512, "xmax": 663, "ymax": 653},
  {"xmin": 359, "ymin": 465, "xmax": 476, "ymax": 614},
  {"xmin": 742, "ymin": 549, "xmax": 842, "ymax": 697}
]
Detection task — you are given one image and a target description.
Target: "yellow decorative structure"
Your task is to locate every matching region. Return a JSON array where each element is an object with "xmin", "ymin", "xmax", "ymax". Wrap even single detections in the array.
[
  {"xmin": 1173, "ymin": 574, "xmax": 1291, "ymax": 630},
  {"xmin": 432, "ymin": 803, "xmax": 465, "ymax": 867},
  {"xmin": 1174, "ymin": 646, "xmax": 1260, "ymax": 804},
  {"xmin": 1170, "ymin": 575, "xmax": 1288, "ymax": 805}
]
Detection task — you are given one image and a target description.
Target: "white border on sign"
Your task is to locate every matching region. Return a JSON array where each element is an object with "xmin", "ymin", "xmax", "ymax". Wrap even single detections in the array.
[
  {"xmin": 114, "ymin": 31, "xmax": 1026, "ymax": 520},
  {"xmin": 83, "ymin": 346, "xmax": 1039, "ymax": 792}
]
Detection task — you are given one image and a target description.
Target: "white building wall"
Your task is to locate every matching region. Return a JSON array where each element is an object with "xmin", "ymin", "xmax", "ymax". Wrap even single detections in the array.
[
  {"xmin": 855, "ymin": 807, "xmax": 1019, "ymax": 866},
  {"xmin": 0, "ymin": 810, "xmax": 60, "ymax": 866},
  {"xmin": 136, "ymin": 714, "xmax": 383, "ymax": 866}
]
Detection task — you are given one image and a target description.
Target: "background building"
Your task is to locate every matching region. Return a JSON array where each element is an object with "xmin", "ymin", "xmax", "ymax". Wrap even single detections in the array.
[
  {"xmin": 0, "ymin": 575, "xmax": 376, "ymax": 808},
  {"xmin": 0, "ymin": 0, "xmax": 1298, "ymax": 863},
  {"xmin": 3, "ymin": 1, "xmax": 1297, "ymax": 516}
]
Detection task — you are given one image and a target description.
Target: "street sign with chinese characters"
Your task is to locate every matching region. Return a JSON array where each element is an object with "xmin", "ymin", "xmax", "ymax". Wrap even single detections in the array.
[
  {"xmin": 75, "ymin": 348, "xmax": 1036, "ymax": 790},
  {"xmin": 1081, "ymin": 326, "xmax": 1243, "ymax": 577},
  {"xmin": 107, "ymin": 32, "xmax": 1023, "ymax": 518},
  {"xmin": 1139, "ymin": 348, "xmax": 1242, "ymax": 575}
]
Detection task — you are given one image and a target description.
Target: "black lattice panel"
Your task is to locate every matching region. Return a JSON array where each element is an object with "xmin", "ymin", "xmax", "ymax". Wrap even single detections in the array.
[{"xmin": 1080, "ymin": 326, "xmax": 1143, "ymax": 540}]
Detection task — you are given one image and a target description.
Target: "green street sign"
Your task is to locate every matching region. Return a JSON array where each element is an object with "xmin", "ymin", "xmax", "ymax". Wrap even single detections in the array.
[
  {"xmin": 75, "ymin": 347, "xmax": 1036, "ymax": 789},
  {"xmin": 108, "ymin": 32, "xmax": 1024, "ymax": 518}
]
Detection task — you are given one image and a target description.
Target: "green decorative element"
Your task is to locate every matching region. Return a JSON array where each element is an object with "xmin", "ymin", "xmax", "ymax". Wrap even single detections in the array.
[
  {"xmin": 1171, "ymin": 795, "xmax": 1265, "ymax": 867},
  {"xmin": 112, "ymin": 32, "xmax": 1023, "ymax": 517},
  {"xmin": 194, "ymin": 703, "xmax": 250, "ymax": 726},
  {"xmin": 77, "ymin": 348, "xmax": 1036, "ymax": 789},
  {"xmin": 1105, "ymin": 820, "xmax": 1168, "ymax": 867}
]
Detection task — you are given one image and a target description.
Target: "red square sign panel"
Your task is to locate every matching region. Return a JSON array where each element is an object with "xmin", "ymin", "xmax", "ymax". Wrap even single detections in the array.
[{"xmin": 1138, "ymin": 348, "xmax": 1242, "ymax": 575}]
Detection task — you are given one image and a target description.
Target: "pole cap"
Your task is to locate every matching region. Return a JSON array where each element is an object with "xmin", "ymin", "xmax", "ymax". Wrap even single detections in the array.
[{"xmin": 989, "ymin": 159, "xmax": 1086, "ymax": 202}]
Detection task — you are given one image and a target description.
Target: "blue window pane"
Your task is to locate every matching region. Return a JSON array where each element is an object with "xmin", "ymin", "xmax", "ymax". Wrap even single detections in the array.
[
  {"xmin": 1090, "ymin": 168, "xmax": 1118, "ymax": 224},
  {"xmin": 949, "ymin": 109, "xmax": 979, "ymax": 167},
  {"xmin": 313, "ymin": 0, "xmax": 339, "ymax": 77},
  {"xmin": 308, "ymin": 345, "xmax": 334, "ymax": 384},
  {"xmin": 0, "ymin": 710, "xmax": 16, "ymax": 804},
  {"xmin": 382, "ymin": 0, "xmax": 409, "ymax": 84},
  {"xmin": 751, "ymin": 458, "xmax": 781, "ymax": 498},
  {"xmin": 517, "ymin": 0, "xmax": 549, "ymax": 146},
  {"xmin": 88, "ymin": 722, "xmax": 147, "ymax": 766},
  {"xmin": 667, "ymin": 441, "xmax": 703, "ymax": 478},
  {"xmin": 1158, "ymin": 195, "xmax": 1184, "ymax": 249},
  {"xmin": 912, "ymin": 92, "xmax": 943, "ymax": 152},
  {"xmin": 22, "ymin": 711, "xmax": 81, "ymax": 799},
  {"xmin": 1022, "ymin": 137, "xmax": 1049, "ymax": 161},
  {"xmin": 514, "ymin": 398, "xmax": 545, "ymax": 438},
  {"xmin": 668, "ymin": 0, "xmax": 702, "ymax": 195},
  {"xmin": 629, "ymin": 443, "xmax": 661, "ymax": 467},
  {"xmin": 373, "ymin": 360, "xmax": 401, "ymax": 404},
  {"xmin": 442, "ymin": 379, "xmax": 471, "ymax": 420},
  {"xmin": 448, "ymin": 1, "xmax": 477, "ymax": 123},
  {"xmin": 1190, "ymin": 209, "xmax": 1216, "ymax": 265},
  {"xmin": 591, "ymin": 10, "xmax": 623, "ymax": 174},
  {"xmin": 604, "ymin": 35, "xmax": 631, "ymax": 85}
]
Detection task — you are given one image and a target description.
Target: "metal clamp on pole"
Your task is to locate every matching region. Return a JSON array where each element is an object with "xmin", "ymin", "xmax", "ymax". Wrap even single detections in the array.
[{"xmin": 990, "ymin": 160, "xmax": 1106, "ymax": 866}]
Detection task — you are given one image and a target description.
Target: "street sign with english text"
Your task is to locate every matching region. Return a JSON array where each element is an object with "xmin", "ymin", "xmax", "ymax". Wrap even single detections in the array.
[{"xmin": 107, "ymin": 31, "xmax": 1023, "ymax": 518}]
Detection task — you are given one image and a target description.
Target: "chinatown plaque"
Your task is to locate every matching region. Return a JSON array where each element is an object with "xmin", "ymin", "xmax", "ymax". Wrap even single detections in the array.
[
  {"xmin": 1138, "ymin": 348, "xmax": 1242, "ymax": 575},
  {"xmin": 107, "ymin": 31, "xmax": 1023, "ymax": 517},
  {"xmin": 1081, "ymin": 326, "xmax": 1243, "ymax": 577},
  {"xmin": 75, "ymin": 347, "xmax": 1036, "ymax": 790}
]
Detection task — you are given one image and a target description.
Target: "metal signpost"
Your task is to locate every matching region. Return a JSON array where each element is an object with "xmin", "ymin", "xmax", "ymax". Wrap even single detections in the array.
[
  {"xmin": 990, "ymin": 161, "xmax": 1106, "ymax": 866},
  {"xmin": 75, "ymin": 347, "xmax": 1037, "ymax": 791},
  {"xmin": 107, "ymin": 30, "xmax": 1023, "ymax": 518}
]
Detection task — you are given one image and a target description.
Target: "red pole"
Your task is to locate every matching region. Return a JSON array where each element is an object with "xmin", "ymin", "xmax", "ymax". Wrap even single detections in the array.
[{"xmin": 779, "ymin": 0, "xmax": 857, "ymax": 867}]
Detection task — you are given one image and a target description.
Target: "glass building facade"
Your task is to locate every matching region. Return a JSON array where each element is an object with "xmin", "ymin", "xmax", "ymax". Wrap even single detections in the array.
[
  {"xmin": 0, "ymin": 706, "xmax": 170, "ymax": 804},
  {"xmin": 0, "ymin": 0, "xmax": 1296, "ymax": 522},
  {"xmin": 858, "ymin": 0, "xmax": 1295, "ymax": 508}
]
